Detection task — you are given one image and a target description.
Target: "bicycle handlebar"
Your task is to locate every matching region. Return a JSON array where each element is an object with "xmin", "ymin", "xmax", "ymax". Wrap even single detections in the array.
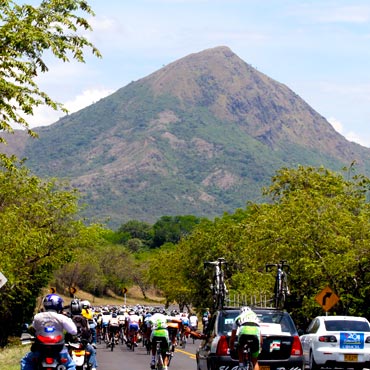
[
  {"xmin": 204, "ymin": 257, "xmax": 227, "ymax": 269},
  {"xmin": 265, "ymin": 260, "xmax": 290, "ymax": 272}
]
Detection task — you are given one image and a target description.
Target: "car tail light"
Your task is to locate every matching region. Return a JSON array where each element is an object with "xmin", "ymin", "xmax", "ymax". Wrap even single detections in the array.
[
  {"xmin": 319, "ymin": 335, "xmax": 337, "ymax": 342},
  {"xmin": 45, "ymin": 357, "xmax": 54, "ymax": 364},
  {"xmin": 291, "ymin": 335, "xmax": 303, "ymax": 356},
  {"xmin": 216, "ymin": 335, "xmax": 229, "ymax": 356}
]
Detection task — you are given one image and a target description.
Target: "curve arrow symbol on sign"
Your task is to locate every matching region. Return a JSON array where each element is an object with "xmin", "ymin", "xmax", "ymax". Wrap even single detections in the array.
[{"xmin": 322, "ymin": 292, "xmax": 332, "ymax": 306}]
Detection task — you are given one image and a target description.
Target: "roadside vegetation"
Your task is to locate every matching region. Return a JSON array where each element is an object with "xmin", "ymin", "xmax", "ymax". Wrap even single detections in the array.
[{"xmin": 2, "ymin": 1, "xmax": 370, "ymax": 363}]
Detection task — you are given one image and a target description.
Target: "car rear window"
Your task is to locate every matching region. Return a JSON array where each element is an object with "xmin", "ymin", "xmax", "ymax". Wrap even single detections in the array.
[
  {"xmin": 256, "ymin": 312, "xmax": 296, "ymax": 334},
  {"xmin": 324, "ymin": 320, "xmax": 370, "ymax": 332},
  {"xmin": 217, "ymin": 310, "xmax": 297, "ymax": 335}
]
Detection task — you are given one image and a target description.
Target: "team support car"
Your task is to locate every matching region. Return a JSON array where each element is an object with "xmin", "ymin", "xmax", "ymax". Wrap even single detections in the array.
[
  {"xmin": 196, "ymin": 307, "xmax": 304, "ymax": 370},
  {"xmin": 300, "ymin": 315, "xmax": 370, "ymax": 370}
]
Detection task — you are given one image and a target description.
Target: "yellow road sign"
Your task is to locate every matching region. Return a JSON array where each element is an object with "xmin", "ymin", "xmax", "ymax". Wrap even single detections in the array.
[{"xmin": 315, "ymin": 286, "xmax": 339, "ymax": 312}]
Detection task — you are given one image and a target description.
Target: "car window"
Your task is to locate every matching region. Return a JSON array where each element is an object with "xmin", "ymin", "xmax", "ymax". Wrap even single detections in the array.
[
  {"xmin": 307, "ymin": 318, "xmax": 320, "ymax": 334},
  {"xmin": 324, "ymin": 320, "xmax": 370, "ymax": 332},
  {"xmin": 218, "ymin": 312, "xmax": 239, "ymax": 335},
  {"xmin": 256, "ymin": 312, "xmax": 296, "ymax": 334}
]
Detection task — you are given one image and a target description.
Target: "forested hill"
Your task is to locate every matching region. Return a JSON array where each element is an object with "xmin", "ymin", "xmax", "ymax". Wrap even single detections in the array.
[{"xmin": 3, "ymin": 46, "xmax": 370, "ymax": 228}]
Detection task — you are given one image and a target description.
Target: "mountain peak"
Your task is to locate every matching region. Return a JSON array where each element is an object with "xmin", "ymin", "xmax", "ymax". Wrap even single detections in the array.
[{"xmin": 3, "ymin": 46, "xmax": 370, "ymax": 227}]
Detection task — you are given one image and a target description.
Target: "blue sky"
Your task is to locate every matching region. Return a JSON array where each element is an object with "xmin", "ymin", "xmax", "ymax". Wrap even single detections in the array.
[{"xmin": 29, "ymin": 0, "xmax": 370, "ymax": 148}]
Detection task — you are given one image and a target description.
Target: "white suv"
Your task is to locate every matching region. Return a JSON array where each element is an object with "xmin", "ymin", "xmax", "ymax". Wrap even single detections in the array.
[{"xmin": 300, "ymin": 315, "xmax": 370, "ymax": 370}]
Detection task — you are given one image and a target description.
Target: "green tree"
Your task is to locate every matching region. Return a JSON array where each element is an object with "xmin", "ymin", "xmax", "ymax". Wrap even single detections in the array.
[
  {"xmin": 0, "ymin": 161, "xmax": 92, "ymax": 346},
  {"xmin": 0, "ymin": 0, "xmax": 100, "ymax": 135},
  {"xmin": 165, "ymin": 166, "xmax": 370, "ymax": 325},
  {"xmin": 152, "ymin": 215, "xmax": 203, "ymax": 248},
  {"xmin": 252, "ymin": 166, "xmax": 370, "ymax": 323},
  {"xmin": 117, "ymin": 220, "xmax": 153, "ymax": 247}
]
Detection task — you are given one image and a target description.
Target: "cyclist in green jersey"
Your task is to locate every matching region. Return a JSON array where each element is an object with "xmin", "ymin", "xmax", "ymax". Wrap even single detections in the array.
[
  {"xmin": 230, "ymin": 306, "xmax": 262, "ymax": 370},
  {"xmin": 149, "ymin": 313, "xmax": 171, "ymax": 370}
]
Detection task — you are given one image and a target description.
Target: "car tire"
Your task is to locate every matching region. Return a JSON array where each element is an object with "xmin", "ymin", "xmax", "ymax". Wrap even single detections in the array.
[{"xmin": 309, "ymin": 351, "xmax": 320, "ymax": 370}]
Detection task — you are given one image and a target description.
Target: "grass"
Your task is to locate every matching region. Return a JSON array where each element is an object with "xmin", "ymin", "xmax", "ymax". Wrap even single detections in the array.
[{"xmin": 0, "ymin": 338, "xmax": 29, "ymax": 370}]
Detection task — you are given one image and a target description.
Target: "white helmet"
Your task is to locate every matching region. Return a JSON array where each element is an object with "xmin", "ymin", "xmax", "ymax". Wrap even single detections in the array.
[
  {"xmin": 81, "ymin": 300, "xmax": 91, "ymax": 309},
  {"xmin": 240, "ymin": 306, "xmax": 252, "ymax": 313}
]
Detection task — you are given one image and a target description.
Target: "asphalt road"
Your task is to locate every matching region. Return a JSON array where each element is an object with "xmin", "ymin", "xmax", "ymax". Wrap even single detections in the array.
[{"xmin": 95, "ymin": 338, "xmax": 199, "ymax": 370}]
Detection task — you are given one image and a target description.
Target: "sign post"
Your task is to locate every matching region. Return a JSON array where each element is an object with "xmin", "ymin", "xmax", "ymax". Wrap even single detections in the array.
[{"xmin": 315, "ymin": 286, "xmax": 340, "ymax": 312}]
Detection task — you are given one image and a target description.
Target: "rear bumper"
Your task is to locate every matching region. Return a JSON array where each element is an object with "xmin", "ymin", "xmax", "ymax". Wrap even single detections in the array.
[
  {"xmin": 259, "ymin": 356, "xmax": 304, "ymax": 370},
  {"xmin": 205, "ymin": 354, "xmax": 304, "ymax": 370}
]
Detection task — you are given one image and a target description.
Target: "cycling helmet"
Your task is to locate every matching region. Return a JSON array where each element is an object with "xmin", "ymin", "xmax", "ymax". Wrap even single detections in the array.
[
  {"xmin": 240, "ymin": 306, "xmax": 252, "ymax": 313},
  {"xmin": 112, "ymin": 312, "xmax": 117, "ymax": 318},
  {"xmin": 70, "ymin": 299, "xmax": 82, "ymax": 315},
  {"xmin": 43, "ymin": 294, "xmax": 64, "ymax": 312},
  {"xmin": 81, "ymin": 300, "xmax": 91, "ymax": 309}
]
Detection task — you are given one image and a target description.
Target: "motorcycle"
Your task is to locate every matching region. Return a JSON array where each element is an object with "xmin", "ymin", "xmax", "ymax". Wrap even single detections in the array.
[
  {"xmin": 68, "ymin": 340, "xmax": 91, "ymax": 370},
  {"xmin": 21, "ymin": 328, "xmax": 71, "ymax": 370}
]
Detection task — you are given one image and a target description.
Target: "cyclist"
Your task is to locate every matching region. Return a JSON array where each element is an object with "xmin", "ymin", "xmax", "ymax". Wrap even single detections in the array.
[
  {"xmin": 126, "ymin": 309, "xmax": 141, "ymax": 346},
  {"xmin": 108, "ymin": 312, "xmax": 120, "ymax": 345},
  {"xmin": 202, "ymin": 309, "xmax": 210, "ymax": 332},
  {"xmin": 149, "ymin": 312, "xmax": 171, "ymax": 370},
  {"xmin": 229, "ymin": 306, "xmax": 262, "ymax": 370},
  {"xmin": 101, "ymin": 309, "xmax": 110, "ymax": 341},
  {"xmin": 189, "ymin": 312, "xmax": 198, "ymax": 332},
  {"xmin": 179, "ymin": 312, "xmax": 189, "ymax": 346},
  {"xmin": 20, "ymin": 294, "xmax": 77, "ymax": 370}
]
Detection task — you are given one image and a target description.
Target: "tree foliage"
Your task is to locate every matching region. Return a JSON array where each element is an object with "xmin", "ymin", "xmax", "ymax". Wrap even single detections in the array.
[
  {"xmin": 0, "ymin": 0, "xmax": 101, "ymax": 134},
  {"xmin": 0, "ymin": 160, "xmax": 92, "ymax": 346},
  {"xmin": 154, "ymin": 166, "xmax": 370, "ymax": 326}
]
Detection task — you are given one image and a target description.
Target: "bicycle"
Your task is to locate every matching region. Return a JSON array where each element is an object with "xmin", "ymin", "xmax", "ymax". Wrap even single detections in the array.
[
  {"xmin": 109, "ymin": 331, "xmax": 115, "ymax": 351},
  {"xmin": 153, "ymin": 339, "xmax": 172, "ymax": 369},
  {"xmin": 96, "ymin": 325, "xmax": 102, "ymax": 344},
  {"xmin": 233, "ymin": 336, "xmax": 257, "ymax": 370},
  {"xmin": 127, "ymin": 329, "xmax": 138, "ymax": 351},
  {"xmin": 119, "ymin": 325, "xmax": 125, "ymax": 345},
  {"xmin": 204, "ymin": 257, "xmax": 228, "ymax": 310},
  {"xmin": 266, "ymin": 260, "xmax": 290, "ymax": 309},
  {"xmin": 178, "ymin": 327, "xmax": 187, "ymax": 348}
]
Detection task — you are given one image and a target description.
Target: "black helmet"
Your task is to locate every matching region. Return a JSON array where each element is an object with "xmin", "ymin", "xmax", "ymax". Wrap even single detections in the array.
[{"xmin": 70, "ymin": 299, "xmax": 82, "ymax": 315}]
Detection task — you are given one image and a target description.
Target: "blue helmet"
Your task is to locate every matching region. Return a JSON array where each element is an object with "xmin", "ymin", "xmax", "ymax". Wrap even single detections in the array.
[{"xmin": 43, "ymin": 294, "xmax": 64, "ymax": 312}]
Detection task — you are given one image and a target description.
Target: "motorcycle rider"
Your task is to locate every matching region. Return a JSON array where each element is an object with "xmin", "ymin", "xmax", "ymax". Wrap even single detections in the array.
[
  {"xmin": 81, "ymin": 300, "xmax": 97, "ymax": 345},
  {"xmin": 70, "ymin": 299, "xmax": 98, "ymax": 370},
  {"xmin": 20, "ymin": 293, "xmax": 77, "ymax": 370}
]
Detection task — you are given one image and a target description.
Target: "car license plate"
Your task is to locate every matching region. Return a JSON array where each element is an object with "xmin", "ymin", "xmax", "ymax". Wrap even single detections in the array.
[
  {"xmin": 344, "ymin": 354, "xmax": 358, "ymax": 362},
  {"xmin": 260, "ymin": 366, "xmax": 270, "ymax": 370}
]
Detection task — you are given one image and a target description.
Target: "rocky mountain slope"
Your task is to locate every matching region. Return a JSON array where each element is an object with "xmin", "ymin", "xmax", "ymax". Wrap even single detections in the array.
[{"xmin": 3, "ymin": 46, "xmax": 370, "ymax": 228}]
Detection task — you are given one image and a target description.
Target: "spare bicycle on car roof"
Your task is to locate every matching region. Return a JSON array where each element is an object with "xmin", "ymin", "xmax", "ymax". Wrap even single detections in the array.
[
  {"xmin": 266, "ymin": 260, "xmax": 291, "ymax": 309},
  {"xmin": 204, "ymin": 257, "xmax": 228, "ymax": 311}
]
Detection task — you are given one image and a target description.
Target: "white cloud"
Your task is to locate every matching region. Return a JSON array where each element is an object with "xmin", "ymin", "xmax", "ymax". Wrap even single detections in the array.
[
  {"xmin": 328, "ymin": 117, "xmax": 370, "ymax": 148},
  {"xmin": 25, "ymin": 88, "xmax": 114, "ymax": 128},
  {"xmin": 63, "ymin": 88, "xmax": 114, "ymax": 113},
  {"xmin": 328, "ymin": 117, "xmax": 343, "ymax": 134}
]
